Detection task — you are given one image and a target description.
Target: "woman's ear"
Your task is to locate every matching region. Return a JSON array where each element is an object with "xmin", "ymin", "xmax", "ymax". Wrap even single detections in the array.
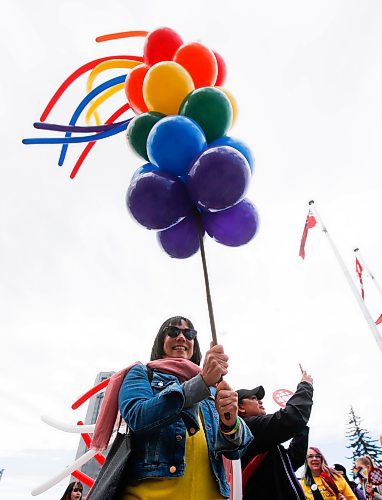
[{"xmin": 238, "ymin": 404, "xmax": 245, "ymax": 416}]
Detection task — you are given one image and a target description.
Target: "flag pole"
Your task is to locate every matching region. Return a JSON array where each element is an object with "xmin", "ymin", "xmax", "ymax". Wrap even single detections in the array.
[
  {"xmin": 354, "ymin": 248, "xmax": 382, "ymax": 296},
  {"xmin": 308, "ymin": 200, "xmax": 382, "ymax": 353}
]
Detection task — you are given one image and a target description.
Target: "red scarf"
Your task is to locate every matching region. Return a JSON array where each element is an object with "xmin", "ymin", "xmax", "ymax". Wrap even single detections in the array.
[
  {"xmin": 320, "ymin": 471, "xmax": 340, "ymax": 497},
  {"xmin": 91, "ymin": 358, "xmax": 201, "ymax": 451}
]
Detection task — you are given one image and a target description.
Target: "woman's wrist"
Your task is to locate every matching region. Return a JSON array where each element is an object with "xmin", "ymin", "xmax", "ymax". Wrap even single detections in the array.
[{"xmin": 219, "ymin": 417, "xmax": 240, "ymax": 435}]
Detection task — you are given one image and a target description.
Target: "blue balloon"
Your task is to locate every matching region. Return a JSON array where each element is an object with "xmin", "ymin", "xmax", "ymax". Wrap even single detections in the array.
[
  {"xmin": 209, "ymin": 136, "xmax": 255, "ymax": 173},
  {"xmin": 131, "ymin": 163, "xmax": 159, "ymax": 182},
  {"xmin": 147, "ymin": 115, "xmax": 207, "ymax": 177}
]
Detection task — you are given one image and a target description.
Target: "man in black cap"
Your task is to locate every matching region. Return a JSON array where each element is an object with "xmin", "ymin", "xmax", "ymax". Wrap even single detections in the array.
[{"xmin": 236, "ymin": 370, "xmax": 313, "ymax": 499}]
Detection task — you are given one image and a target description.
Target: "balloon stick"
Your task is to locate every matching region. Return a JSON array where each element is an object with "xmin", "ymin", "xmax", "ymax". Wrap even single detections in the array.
[
  {"xmin": 196, "ymin": 215, "xmax": 231, "ymax": 420},
  {"xmin": 299, "ymin": 363, "xmax": 304, "ymax": 374},
  {"xmin": 308, "ymin": 201, "xmax": 382, "ymax": 353},
  {"xmin": 197, "ymin": 214, "xmax": 218, "ymax": 346},
  {"xmin": 354, "ymin": 248, "xmax": 382, "ymax": 296}
]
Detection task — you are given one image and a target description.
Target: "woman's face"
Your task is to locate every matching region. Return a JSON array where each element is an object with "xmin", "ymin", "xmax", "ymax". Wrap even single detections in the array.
[
  {"xmin": 162, "ymin": 319, "xmax": 194, "ymax": 360},
  {"xmin": 355, "ymin": 458, "xmax": 369, "ymax": 473},
  {"xmin": 70, "ymin": 484, "xmax": 82, "ymax": 500},
  {"xmin": 306, "ymin": 448, "xmax": 323, "ymax": 475}
]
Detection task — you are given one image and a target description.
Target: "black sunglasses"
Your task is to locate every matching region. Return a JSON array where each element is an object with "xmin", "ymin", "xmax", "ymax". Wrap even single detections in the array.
[{"xmin": 164, "ymin": 325, "xmax": 197, "ymax": 340}]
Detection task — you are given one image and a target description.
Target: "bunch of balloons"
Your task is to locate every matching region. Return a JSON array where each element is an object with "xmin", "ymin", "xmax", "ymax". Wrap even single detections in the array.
[
  {"xmin": 23, "ymin": 26, "xmax": 259, "ymax": 258},
  {"xmin": 125, "ymin": 27, "xmax": 259, "ymax": 258}
]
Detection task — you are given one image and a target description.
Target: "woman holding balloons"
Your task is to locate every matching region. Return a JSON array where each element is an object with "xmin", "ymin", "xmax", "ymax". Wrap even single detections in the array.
[{"xmin": 117, "ymin": 315, "xmax": 252, "ymax": 499}]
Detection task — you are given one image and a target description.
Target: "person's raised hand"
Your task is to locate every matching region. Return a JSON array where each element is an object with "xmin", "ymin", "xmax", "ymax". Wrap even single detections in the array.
[
  {"xmin": 201, "ymin": 344, "xmax": 228, "ymax": 387},
  {"xmin": 215, "ymin": 379, "xmax": 238, "ymax": 427},
  {"xmin": 300, "ymin": 370, "xmax": 313, "ymax": 386}
]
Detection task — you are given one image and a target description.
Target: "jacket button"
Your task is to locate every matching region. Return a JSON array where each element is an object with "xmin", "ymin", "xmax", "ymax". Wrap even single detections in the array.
[
  {"xmin": 189, "ymin": 428, "xmax": 196, "ymax": 435},
  {"xmin": 176, "ymin": 435, "xmax": 182, "ymax": 441},
  {"xmin": 169, "ymin": 466, "xmax": 177, "ymax": 473},
  {"xmin": 158, "ymin": 381, "xmax": 163, "ymax": 387}
]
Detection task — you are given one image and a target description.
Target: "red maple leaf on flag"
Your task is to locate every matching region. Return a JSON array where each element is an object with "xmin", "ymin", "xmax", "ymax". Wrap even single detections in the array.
[
  {"xmin": 355, "ymin": 257, "xmax": 365, "ymax": 300},
  {"xmin": 299, "ymin": 211, "xmax": 317, "ymax": 259}
]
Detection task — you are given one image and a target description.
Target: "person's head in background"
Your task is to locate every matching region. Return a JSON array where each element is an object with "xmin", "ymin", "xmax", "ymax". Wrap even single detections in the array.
[
  {"xmin": 302, "ymin": 446, "xmax": 341, "ymax": 486},
  {"xmin": 355, "ymin": 455, "xmax": 376, "ymax": 484},
  {"xmin": 59, "ymin": 481, "xmax": 83, "ymax": 500},
  {"xmin": 333, "ymin": 463, "xmax": 354, "ymax": 486},
  {"xmin": 355, "ymin": 455, "xmax": 375, "ymax": 474}
]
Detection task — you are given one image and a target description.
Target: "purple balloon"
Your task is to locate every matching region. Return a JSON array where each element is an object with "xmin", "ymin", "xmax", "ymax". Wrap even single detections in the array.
[
  {"xmin": 126, "ymin": 170, "xmax": 193, "ymax": 230},
  {"xmin": 157, "ymin": 215, "xmax": 202, "ymax": 259},
  {"xmin": 202, "ymin": 199, "xmax": 259, "ymax": 247},
  {"xmin": 208, "ymin": 136, "xmax": 255, "ymax": 174},
  {"xmin": 186, "ymin": 146, "xmax": 251, "ymax": 212}
]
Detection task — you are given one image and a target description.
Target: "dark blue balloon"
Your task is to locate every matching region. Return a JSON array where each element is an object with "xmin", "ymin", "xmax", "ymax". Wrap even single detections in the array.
[
  {"xmin": 147, "ymin": 115, "xmax": 207, "ymax": 177},
  {"xmin": 186, "ymin": 146, "xmax": 251, "ymax": 212},
  {"xmin": 157, "ymin": 215, "xmax": 202, "ymax": 258},
  {"xmin": 126, "ymin": 170, "xmax": 193, "ymax": 230},
  {"xmin": 209, "ymin": 136, "xmax": 255, "ymax": 173},
  {"xmin": 202, "ymin": 199, "xmax": 259, "ymax": 246},
  {"xmin": 131, "ymin": 163, "xmax": 159, "ymax": 182}
]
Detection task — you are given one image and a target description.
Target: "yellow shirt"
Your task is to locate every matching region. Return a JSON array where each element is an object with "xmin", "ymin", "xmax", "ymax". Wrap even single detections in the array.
[
  {"xmin": 300, "ymin": 475, "xmax": 357, "ymax": 500},
  {"xmin": 123, "ymin": 416, "xmax": 224, "ymax": 500}
]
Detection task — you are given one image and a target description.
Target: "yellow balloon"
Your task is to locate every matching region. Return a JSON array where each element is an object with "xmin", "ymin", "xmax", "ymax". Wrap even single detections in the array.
[
  {"xmin": 218, "ymin": 87, "xmax": 238, "ymax": 128},
  {"xmin": 143, "ymin": 61, "xmax": 195, "ymax": 115}
]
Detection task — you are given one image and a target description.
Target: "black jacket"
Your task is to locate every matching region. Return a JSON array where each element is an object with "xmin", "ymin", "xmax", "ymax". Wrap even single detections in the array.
[{"xmin": 241, "ymin": 381, "xmax": 313, "ymax": 500}]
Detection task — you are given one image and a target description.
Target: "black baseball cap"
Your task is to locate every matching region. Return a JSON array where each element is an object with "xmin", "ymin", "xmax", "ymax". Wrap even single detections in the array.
[{"xmin": 236, "ymin": 385, "xmax": 265, "ymax": 402}]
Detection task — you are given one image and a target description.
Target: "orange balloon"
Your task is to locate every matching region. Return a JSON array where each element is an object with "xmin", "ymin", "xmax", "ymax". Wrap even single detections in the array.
[
  {"xmin": 218, "ymin": 87, "xmax": 238, "ymax": 127},
  {"xmin": 174, "ymin": 42, "xmax": 218, "ymax": 88},
  {"xmin": 124, "ymin": 64, "xmax": 149, "ymax": 114}
]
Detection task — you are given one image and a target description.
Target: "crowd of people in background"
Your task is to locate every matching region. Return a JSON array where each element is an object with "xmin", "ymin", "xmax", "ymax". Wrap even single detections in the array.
[{"xmin": 59, "ymin": 316, "xmax": 381, "ymax": 499}]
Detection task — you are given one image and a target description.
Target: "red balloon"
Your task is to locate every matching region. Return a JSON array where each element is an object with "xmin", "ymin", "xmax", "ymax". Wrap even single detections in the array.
[
  {"xmin": 124, "ymin": 64, "xmax": 149, "ymax": 114},
  {"xmin": 174, "ymin": 42, "xmax": 218, "ymax": 88},
  {"xmin": 144, "ymin": 27, "xmax": 183, "ymax": 66},
  {"xmin": 213, "ymin": 51, "xmax": 227, "ymax": 86}
]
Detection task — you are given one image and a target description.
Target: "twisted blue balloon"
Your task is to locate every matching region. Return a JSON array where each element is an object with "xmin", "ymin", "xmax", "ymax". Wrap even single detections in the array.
[{"xmin": 22, "ymin": 75, "xmax": 127, "ymax": 166}]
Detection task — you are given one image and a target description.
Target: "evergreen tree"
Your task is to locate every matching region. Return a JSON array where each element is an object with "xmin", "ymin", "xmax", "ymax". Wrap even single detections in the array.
[{"xmin": 346, "ymin": 406, "xmax": 382, "ymax": 467}]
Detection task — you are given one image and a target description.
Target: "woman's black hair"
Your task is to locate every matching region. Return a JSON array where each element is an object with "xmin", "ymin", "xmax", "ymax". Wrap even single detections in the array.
[
  {"xmin": 333, "ymin": 464, "xmax": 351, "ymax": 486},
  {"xmin": 150, "ymin": 316, "xmax": 202, "ymax": 365},
  {"xmin": 59, "ymin": 481, "xmax": 83, "ymax": 500}
]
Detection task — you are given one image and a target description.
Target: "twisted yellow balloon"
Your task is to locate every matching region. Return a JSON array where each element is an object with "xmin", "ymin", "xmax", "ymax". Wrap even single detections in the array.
[
  {"xmin": 86, "ymin": 59, "xmax": 141, "ymax": 125},
  {"xmin": 85, "ymin": 83, "xmax": 125, "ymax": 125}
]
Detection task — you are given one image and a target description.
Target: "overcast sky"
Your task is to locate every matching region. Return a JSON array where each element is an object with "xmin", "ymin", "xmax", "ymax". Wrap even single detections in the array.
[{"xmin": 1, "ymin": 0, "xmax": 382, "ymax": 498}]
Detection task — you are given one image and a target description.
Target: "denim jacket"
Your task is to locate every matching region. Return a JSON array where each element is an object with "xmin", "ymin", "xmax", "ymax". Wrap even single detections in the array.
[{"xmin": 118, "ymin": 364, "xmax": 253, "ymax": 498}]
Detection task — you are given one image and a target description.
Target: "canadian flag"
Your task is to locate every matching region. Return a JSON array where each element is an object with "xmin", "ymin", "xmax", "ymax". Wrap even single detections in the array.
[
  {"xmin": 355, "ymin": 257, "xmax": 365, "ymax": 300},
  {"xmin": 299, "ymin": 210, "xmax": 317, "ymax": 259}
]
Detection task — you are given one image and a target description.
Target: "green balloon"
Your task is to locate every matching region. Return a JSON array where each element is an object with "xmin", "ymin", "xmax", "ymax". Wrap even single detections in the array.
[
  {"xmin": 127, "ymin": 112, "xmax": 165, "ymax": 160},
  {"xmin": 179, "ymin": 87, "xmax": 232, "ymax": 143}
]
